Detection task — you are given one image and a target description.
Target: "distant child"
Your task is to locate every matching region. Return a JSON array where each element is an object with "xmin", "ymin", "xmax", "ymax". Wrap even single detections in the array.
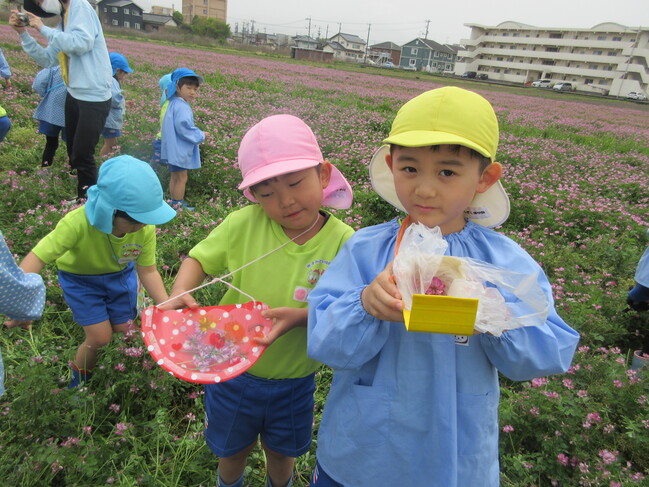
[
  {"xmin": 152, "ymin": 72, "xmax": 172, "ymax": 169},
  {"xmin": 0, "ymin": 47, "xmax": 12, "ymax": 142},
  {"xmin": 6, "ymin": 156, "xmax": 176, "ymax": 388},
  {"xmin": 627, "ymin": 228, "xmax": 649, "ymax": 370},
  {"xmin": 161, "ymin": 68, "xmax": 206, "ymax": 210},
  {"xmin": 306, "ymin": 87, "xmax": 580, "ymax": 487},
  {"xmin": 163, "ymin": 114, "xmax": 354, "ymax": 487},
  {"xmin": 32, "ymin": 65, "xmax": 67, "ymax": 167},
  {"xmin": 100, "ymin": 52, "xmax": 133, "ymax": 158},
  {"xmin": 1, "ymin": 229, "xmax": 46, "ymax": 396}
]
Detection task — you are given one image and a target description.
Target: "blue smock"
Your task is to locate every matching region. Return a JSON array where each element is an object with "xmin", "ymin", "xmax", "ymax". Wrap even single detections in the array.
[
  {"xmin": 160, "ymin": 96, "xmax": 205, "ymax": 169},
  {"xmin": 307, "ymin": 219, "xmax": 580, "ymax": 487}
]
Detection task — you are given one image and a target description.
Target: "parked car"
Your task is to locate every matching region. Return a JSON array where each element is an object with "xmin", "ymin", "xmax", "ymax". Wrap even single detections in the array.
[
  {"xmin": 626, "ymin": 91, "xmax": 647, "ymax": 101},
  {"xmin": 382, "ymin": 61, "xmax": 395, "ymax": 68},
  {"xmin": 402, "ymin": 65, "xmax": 417, "ymax": 71},
  {"xmin": 461, "ymin": 71, "xmax": 477, "ymax": 79},
  {"xmin": 477, "ymin": 73, "xmax": 488, "ymax": 80},
  {"xmin": 553, "ymin": 82, "xmax": 574, "ymax": 91},
  {"xmin": 531, "ymin": 79, "xmax": 552, "ymax": 88}
]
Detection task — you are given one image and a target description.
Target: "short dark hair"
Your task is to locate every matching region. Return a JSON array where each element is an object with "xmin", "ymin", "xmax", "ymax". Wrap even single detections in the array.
[
  {"xmin": 114, "ymin": 210, "xmax": 141, "ymax": 224},
  {"xmin": 390, "ymin": 143, "xmax": 491, "ymax": 172},
  {"xmin": 177, "ymin": 76, "xmax": 200, "ymax": 89}
]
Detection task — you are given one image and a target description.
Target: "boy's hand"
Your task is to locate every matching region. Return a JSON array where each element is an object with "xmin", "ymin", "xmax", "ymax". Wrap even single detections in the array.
[
  {"xmin": 4, "ymin": 319, "xmax": 32, "ymax": 330},
  {"xmin": 361, "ymin": 262, "xmax": 405, "ymax": 323},
  {"xmin": 254, "ymin": 307, "xmax": 307, "ymax": 346},
  {"xmin": 157, "ymin": 291, "xmax": 198, "ymax": 310}
]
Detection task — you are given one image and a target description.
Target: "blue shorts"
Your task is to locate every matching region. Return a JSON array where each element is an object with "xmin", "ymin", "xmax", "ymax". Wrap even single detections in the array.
[
  {"xmin": 38, "ymin": 120, "xmax": 66, "ymax": 141},
  {"xmin": 310, "ymin": 461, "xmax": 345, "ymax": 487},
  {"xmin": 204, "ymin": 372, "xmax": 316, "ymax": 458},
  {"xmin": 167, "ymin": 164, "xmax": 188, "ymax": 173},
  {"xmin": 102, "ymin": 127, "xmax": 121, "ymax": 138},
  {"xmin": 58, "ymin": 264, "xmax": 137, "ymax": 326}
]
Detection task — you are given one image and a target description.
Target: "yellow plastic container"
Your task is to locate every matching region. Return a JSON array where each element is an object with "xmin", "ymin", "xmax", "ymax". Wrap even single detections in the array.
[{"xmin": 403, "ymin": 294, "xmax": 479, "ymax": 335}]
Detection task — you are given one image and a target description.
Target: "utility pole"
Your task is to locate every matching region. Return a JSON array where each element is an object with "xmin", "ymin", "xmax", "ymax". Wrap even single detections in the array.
[
  {"xmin": 424, "ymin": 19, "xmax": 430, "ymax": 39},
  {"xmin": 306, "ymin": 17, "xmax": 312, "ymax": 38},
  {"xmin": 364, "ymin": 23, "xmax": 371, "ymax": 63}
]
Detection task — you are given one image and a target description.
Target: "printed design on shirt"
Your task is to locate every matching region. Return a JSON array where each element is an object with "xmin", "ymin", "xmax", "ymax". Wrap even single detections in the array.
[
  {"xmin": 117, "ymin": 244, "xmax": 143, "ymax": 264},
  {"xmin": 294, "ymin": 259, "xmax": 331, "ymax": 303},
  {"xmin": 455, "ymin": 335, "xmax": 470, "ymax": 346}
]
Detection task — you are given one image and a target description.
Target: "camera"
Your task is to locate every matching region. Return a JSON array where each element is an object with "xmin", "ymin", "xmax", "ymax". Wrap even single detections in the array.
[{"xmin": 16, "ymin": 12, "xmax": 30, "ymax": 26}]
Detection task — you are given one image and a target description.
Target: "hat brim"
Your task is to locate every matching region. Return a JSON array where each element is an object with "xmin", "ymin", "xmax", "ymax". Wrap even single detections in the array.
[
  {"xmin": 127, "ymin": 201, "xmax": 176, "ymax": 226},
  {"xmin": 240, "ymin": 161, "xmax": 353, "ymax": 210},
  {"xmin": 369, "ymin": 145, "xmax": 510, "ymax": 228},
  {"xmin": 23, "ymin": 0, "xmax": 57, "ymax": 17}
]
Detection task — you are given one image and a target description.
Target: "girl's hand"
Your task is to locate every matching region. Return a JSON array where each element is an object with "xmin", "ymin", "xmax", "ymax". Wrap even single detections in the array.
[{"xmin": 254, "ymin": 307, "xmax": 307, "ymax": 346}]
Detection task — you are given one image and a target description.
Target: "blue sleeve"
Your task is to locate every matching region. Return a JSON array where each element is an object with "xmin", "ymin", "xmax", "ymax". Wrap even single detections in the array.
[
  {"xmin": 111, "ymin": 81, "xmax": 124, "ymax": 109},
  {"xmin": 20, "ymin": 31, "xmax": 59, "ymax": 68},
  {"xmin": 0, "ymin": 49, "xmax": 11, "ymax": 79},
  {"xmin": 0, "ymin": 231, "xmax": 45, "ymax": 321},
  {"xmin": 32, "ymin": 69, "xmax": 49, "ymax": 96},
  {"xmin": 308, "ymin": 228, "xmax": 393, "ymax": 369},
  {"xmin": 41, "ymin": 6, "xmax": 97, "ymax": 56},
  {"xmin": 174, "ymin": 104, "xmax": 205, "ymax": 144}
]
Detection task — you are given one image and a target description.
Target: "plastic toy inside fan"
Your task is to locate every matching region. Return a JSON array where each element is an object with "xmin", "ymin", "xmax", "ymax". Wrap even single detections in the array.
[{"xmin": 141, "ymin": 302, "xmax": 273, "ymax": 383}]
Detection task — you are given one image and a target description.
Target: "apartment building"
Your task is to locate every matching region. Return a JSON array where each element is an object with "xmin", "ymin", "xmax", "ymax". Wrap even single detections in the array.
[
  {"xmin": 182, "ymin": 0, "xmax": 226, "ymax": 23},
  {"xmin": 456, "ymin": 21, "xmax": 648, "ymax": 97}
]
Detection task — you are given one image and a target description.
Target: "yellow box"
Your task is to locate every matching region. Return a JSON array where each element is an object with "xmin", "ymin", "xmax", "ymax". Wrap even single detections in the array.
[{"xmin": 403, "ymin": 294, "xmax": 479, "ymax": 335}]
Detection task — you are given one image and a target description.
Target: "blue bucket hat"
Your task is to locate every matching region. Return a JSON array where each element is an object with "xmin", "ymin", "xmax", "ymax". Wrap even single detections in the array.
[
  {"xmin": 159, "ymin": 73, "xmax": 172, "ymax": 106},
  {"xmin": 85, "ymin": 155, "xmax": 176, "ymax": 234},
  {"xmin": 166, "ymin": 68, "xmax": 204, "ymax": 101},
  {"xmin": 109, "ymin": 52, "xmax": 133, "ymax": 76}
]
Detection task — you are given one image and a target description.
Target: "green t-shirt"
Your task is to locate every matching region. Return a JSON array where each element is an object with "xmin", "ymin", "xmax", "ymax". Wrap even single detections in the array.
[
  {"xmin": 32, "ymin": 206, "xmax": 157, "ymax": 274},
  {"xmin": 189, "ymin": 205, "xmax": 354, "ymax": 379},
  {"xmin": 155, "ymin": 100, "xmax": 169, "ymax": 140}
]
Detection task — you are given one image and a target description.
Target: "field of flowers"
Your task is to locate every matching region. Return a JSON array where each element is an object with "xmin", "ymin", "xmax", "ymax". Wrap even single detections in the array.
[{"xmin": 1, "ymin": 23, "xmax": 648, "ymax": 486}]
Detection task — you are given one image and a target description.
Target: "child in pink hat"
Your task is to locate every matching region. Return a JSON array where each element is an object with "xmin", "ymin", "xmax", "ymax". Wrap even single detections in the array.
[{"xmin": 163, "ymin": 114, "xmax": 354, "ymax": 487}]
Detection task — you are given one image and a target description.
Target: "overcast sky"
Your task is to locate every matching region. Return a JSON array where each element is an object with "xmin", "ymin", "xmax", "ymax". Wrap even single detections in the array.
[{"xmin": 144, "ymin": 0, "xmax": 647, "ymax": 46}]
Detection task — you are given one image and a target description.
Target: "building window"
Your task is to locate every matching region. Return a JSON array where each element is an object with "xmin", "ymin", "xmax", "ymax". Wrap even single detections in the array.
[
  {"xmin": 546, "ymin": 47, "xmax": 559, "ymax": 52},
  {"xmin": 589, "ymin": 64, "xmax": 598, "ymax": 70},
  {"xmin": 607, "ymin": 51, "xmax": 616, "ymax": 56},
  {"xmin": 103, "ymin": 7, "xmax": 107, "ymax": 11},
  {"xmin": 134, "ymin": 23, "xmax": 140, "ymax": 29},
  {"xmin": 203, "ymin": 9, "xmax": 207, "ymax": 14},
  {"xmin": 594, "ymin": 50, "xmax": 603, "ymax": 55},
  {"xmin": 549, "ymin": 33, "xmax": 562, "ymax": 39},
  {"xmin": 411, "ymin": 48, "xmax": 418, "ymax": 55},
  {"xmin": 496, "ymin": 57, "xmax": 503, "ymax": 61},
  {"xmin": 585, "ymin": 79, "xmax": 593, "ymax": 84},
  {"xmin": 112, "ymin": 19, "xmax": 119, "ymax": 25},
  {"xmin": 612, "ymin": 36, "xmax": 622, "ymax": 41},
  {"xmin": 124, "ymin": 8, "xmax": 129, "ymax": 14},
  {"xmin": 124, "ymin": 21, "xmax": 130, "ymax": 28},
  {"xmin": 597, "ymin": 36, "xmax": 606, "ymax": 40},
  {"xmin": 132, "ymin": 10, "xmax": 140, "ymax": 16},
  {"xmin": 111, "ymin": 7, "xmax": 117, "ymax": 12},
  {"xmin": 542, "ymin": 60, "xmax": 555, "ymax": 66}
]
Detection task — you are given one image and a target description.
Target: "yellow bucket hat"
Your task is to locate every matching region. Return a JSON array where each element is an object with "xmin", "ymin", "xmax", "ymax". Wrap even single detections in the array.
[{"xmin": 369, "ymin": 87, "xmax": 510, "ymax": 228}]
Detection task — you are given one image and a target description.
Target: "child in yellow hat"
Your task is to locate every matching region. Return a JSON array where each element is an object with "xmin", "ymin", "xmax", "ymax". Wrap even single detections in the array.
[{"xmin": 306, "ymin": 87, "xmax": 580, "ymax": 487}]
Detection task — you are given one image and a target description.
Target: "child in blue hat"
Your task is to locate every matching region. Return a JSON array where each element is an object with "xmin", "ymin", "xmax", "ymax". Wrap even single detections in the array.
[
  {"xmin": 101, "ymin": 53, "xmax": 133, "ymax": 158},
  {"xmin": 161, "ymin": 68, "xmax": 206, "ymax": 210},
  {"xmin": 5, "ymin": 156, "xmax": 176, "ymax": 388}
]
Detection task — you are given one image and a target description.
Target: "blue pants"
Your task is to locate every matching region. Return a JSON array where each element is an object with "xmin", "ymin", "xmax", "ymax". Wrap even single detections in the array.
[{"xmin": 0, "ymin": 115, "xmax": 11, "ymax": 142}]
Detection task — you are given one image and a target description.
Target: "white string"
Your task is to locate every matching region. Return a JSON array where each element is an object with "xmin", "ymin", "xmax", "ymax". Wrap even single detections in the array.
[{"xmin": 156, "ymin": 214, "xmax": 322, "ymax": 308}]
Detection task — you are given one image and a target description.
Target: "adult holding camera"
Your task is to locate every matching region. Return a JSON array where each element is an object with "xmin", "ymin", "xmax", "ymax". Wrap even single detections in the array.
[{"xmin": 10, "ymin": 0, "xmax": 112, "ymax": 200}]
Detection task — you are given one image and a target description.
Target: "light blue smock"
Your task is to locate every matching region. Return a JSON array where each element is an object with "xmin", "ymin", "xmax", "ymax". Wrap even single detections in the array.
[
  {"xmin": 0, "ymin": 230, "xmax": 46, "ymax": 396},
  {"xmin": 19, "ymin": 0, "xmax": 111, "ymax": 102},
  {"xmin": 160, "ymin": 96, "xmax": 205, "ymax": 169},
  {"xmin": 32, "ymin": 66, "xmax": 66, "ymax": 127},
  {"xmin": 635, "ymin": 229, "xmax": 649, "ymax": 288},
  {"xmin": 104, "ymin": 77, "xmax": 124, "ymax": 130},
  {"xmin": 307, "ymin": 219, "xmax": 580, "ymax": 487},
  {"xmin": 0, "ymin": 48, "xmax": 10, "ymax": 80}
]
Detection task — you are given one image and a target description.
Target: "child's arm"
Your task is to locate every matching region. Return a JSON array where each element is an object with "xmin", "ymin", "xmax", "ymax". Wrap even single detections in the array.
[
  {"xmin": 254, "ymin": 307, "xmax": 308, "ymax": 345},
  {"xmin": 158, "ymin": 257, "xmax": 206, "ymax": 310},
  {"xmin": 3, "ymin": 251, "xmax": 46, "ymax": 329},
  {"xmin": 136, "ymin": 264, "xmax": 168, "ymax": 305}
]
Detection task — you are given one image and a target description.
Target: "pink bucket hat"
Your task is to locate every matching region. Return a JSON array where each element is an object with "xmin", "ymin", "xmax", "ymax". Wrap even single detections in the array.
[{"xmin": 237, "ymin": 114, "xmax": 353, "ymax": 209}]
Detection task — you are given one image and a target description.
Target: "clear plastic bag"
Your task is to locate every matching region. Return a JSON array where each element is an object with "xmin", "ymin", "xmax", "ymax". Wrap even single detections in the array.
[{"xmin": 393, "ymin": 223, "xmax": 549, "ymax": 336}]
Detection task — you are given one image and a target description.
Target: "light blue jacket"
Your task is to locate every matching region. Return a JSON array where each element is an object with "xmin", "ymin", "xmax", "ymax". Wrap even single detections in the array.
[
  {"xmin": 104, "ymin": 77, "xmax": 125, "ymax": 130},
  {"xmin": 160, "ymin": 96, "xmax": 205, "ymax": 169},
  {"xmin": 32, "ymin": 66, "xmax": 66, "ymax": 127},
  {"xmin": 307, "ymin": 219, "xmax": 580, "ymax": 487},
  {"xmin": 0, "ymin": 230, "xmax": 46, "ymax": 396},
  {"xmin": 0, "ymin": 48, "xmax": 10, "ymax": 80},
  {"xmin": 19, "ymin": 0, "xmax": 111, "ymax": 102}
]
